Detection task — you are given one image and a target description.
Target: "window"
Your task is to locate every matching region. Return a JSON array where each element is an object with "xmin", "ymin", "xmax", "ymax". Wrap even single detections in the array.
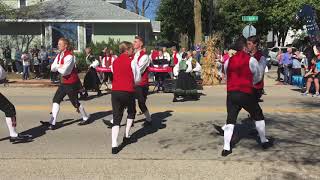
[
  {"xmin": 85, "ymin": 24, "xmax": 93, "ymax": 46},
  {"xmin": 19, "ymin": 0, "xmax": 27, "ymax": 7},
  {"xmin": 52, "ymin": 23, "xmax": 78, "ymax": 50}
]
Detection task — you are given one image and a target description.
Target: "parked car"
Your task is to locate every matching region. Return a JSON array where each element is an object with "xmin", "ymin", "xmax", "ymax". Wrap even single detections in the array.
[{"xmin": 268, "ymin": 47, "xmax": 297, "ymax": 65}]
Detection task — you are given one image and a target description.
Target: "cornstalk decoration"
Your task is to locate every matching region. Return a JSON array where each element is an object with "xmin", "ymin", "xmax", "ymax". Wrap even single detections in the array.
[{"xmin": 201, "ymin": 34, "xmax": 221, "ymax": 86}]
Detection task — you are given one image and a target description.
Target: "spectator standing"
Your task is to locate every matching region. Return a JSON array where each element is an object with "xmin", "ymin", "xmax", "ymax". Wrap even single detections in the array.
[
  {"xmin": 21, "ymin": 51, "xmax": 30, "ymax": 80},
  {"xmin": 292, "ymin": 51, "xmax": 302, "ymax": 76},
  {"xmin": 3, "ymin": 46, "xmax": 12, "ymax": 72},
  {"xmin": 31, "ymin": 46, "xmax": 40, "ymax": 79},
  {"xmin": 282, "ymin": 48, "xmax": 293, "ymax": 85},
  {"xmin": 195, "ymin": 43, "xmax": 202, "ymax": 63},
  {"xmin": 15, "ymin": 49, "xmax": 23, "ymax": 74},
  {"xmin": 39, "ymin": 46, "xmax": 49, "ymax": 78}
]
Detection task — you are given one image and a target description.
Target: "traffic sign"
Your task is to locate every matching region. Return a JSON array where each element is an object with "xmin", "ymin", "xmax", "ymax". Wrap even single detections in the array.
[
  {"xmin": 242, "ymin": 16, "xmax": 259, "ymax": 22},
  {"xmin": 242, "ymin": 25, "xmax": 256, "ymax": 38}
]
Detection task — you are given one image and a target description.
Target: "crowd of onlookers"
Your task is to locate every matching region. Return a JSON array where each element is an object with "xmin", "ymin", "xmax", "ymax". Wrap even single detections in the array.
[
  {"xmin": 272, "ymin": 44, "xmax": 320, "ymax": 96},
  {"xmin": 0, "ymin": 46, "xmax": 59, "ymax": 83}
]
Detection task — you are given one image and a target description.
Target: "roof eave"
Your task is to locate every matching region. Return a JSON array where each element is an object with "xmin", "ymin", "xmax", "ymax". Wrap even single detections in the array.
[{"xmin": 0, "ymin": 19, "xmax": 151, "ymax": 23}]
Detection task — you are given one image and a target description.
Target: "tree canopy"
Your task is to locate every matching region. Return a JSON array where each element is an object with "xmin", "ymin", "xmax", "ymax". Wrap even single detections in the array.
[{"xmin": 157, "ymin": 0, "xmax": 320, "ymax": 48}]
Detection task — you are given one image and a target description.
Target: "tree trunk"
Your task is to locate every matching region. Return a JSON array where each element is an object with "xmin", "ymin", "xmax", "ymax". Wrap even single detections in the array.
[{"xmin": 194, "ymin": 0, "xmax": 202, "ymax": 44}]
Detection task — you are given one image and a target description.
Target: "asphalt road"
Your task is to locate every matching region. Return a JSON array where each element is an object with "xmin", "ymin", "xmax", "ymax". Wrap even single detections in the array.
[{"xmin": 0, "ymin": 72, "xmax": 319, "ymax": 180}]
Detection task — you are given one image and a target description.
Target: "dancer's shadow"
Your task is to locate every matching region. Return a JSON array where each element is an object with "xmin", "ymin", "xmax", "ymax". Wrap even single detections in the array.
[
  {"xmin": 213, "ymin": 118, "xmax": 261, "ymax": 148},
  {"xmin": 0, "ymin": 118, "xmax": 84, "ymax": 144},
  {"xmin": 85, "ymin": 111, "xmax": 112, "ymax": 125},
  {"xmin": 118, "ymin": 110, "xmax": 173, "ymax": 152}
]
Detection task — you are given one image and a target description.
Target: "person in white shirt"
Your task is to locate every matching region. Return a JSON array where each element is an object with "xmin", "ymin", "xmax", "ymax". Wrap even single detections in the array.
[
  {"xmin": 162, "ymin": 47, "xmax": 171, "ymax": 62},
  {"xmin": 133, "ymin": 36, "xmax": 152, "ymax": 125},
  {"xmin": 0, "ymin": 64, "xmax": 32, "ymax": 143},
  {"xmin": 101, "ymin": 50, "xmax": 115, "ymax": 89},
  {"xmin": 40, "ymin": 38, "xmax": 90, "ymax": 129},
  {"xmin": 21, "ymin": 51, "xmax": 30, "ymax": 80}
]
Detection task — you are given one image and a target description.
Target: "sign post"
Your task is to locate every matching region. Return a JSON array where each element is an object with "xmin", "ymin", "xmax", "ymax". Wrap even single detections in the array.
[{"xmin": 242, "ymin": 16, "xmax": 259, "ymax": 38}]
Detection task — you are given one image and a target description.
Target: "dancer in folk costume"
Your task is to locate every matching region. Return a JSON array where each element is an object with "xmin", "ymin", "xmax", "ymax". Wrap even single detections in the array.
[
  {"xmin": 132, "ymin": 36, "xmax": 152, "ymax": 125},
  {"xmin": 173, "ymin": 51, "xmax": 201, "ymax": 102},
  {"xmin": 83, "ymin": 48, "xmax": 102, "ymax": 97},
  {"xmin": 110, "ymin": 42, "xmax": 141, "ymax": 154},
  {"xmin": 101, "ymin": 49, "xmax": 115, "ymax": 90},
  {"xmin": 40, "ymin": 38, "xmax": 90, "ymax": 129},
  {"xmin": 0, "ymin": 64, "xmax": 31, "ymax": 143},
  {"xmin": 247, "ymin": 36, "xmax": 267, "ymax": 102},
  {"xmin": 171, "ymin": 46, "xmax": 181, "ymax": 67},
  {"xmin": 220, "ymin": 37, "xmax": 273, "ymax": 157}
]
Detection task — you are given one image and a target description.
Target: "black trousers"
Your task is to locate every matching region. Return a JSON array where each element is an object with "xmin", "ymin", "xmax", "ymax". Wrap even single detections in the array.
[
  {"xmin": 112, "ymin": 91, "xmax": 135, "ymax": 126},
  {"xmin": 134, "ymin": 86, "xmax": 149, "ymax": 113},
  {"xmin": 53, "ymin": 83, "xmax": 81, "ymax": 108},
  {"xmin": 0, "ymin": 93, "xmax": 16, "ymax": 117},
  {"xmin": 253, "ymin": 88, "xmax": 264, "ymax": 102},
  {"xmin": 226, "ymin": 91, "xmax": 264, "ymax": 124},
  {"xmin": 104, "ymin": 72, "xmax": 113, "ymax": 82}
]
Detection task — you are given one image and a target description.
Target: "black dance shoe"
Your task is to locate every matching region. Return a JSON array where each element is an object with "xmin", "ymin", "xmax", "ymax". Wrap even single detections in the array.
[
  {"xmin": 112, "ymin": 147, "xmax": 120, "ymax": 154},
  {"xmin": 48, "ymin": 124, "xmax": 56, "ymax": 130},
  {"xmin": 10, "ymin": 134, "xmax": 32, "ymax": 143},
  {"xmin": 221, "ymin": 149, "xmax": 232, "ymax": 157},
  {"xmin": 123, "ymin": 136, "xmax": 132, "ymax": 145},
  {"xmin": 213, "ymin": 124, "xmax": 224, "ymax": 136},
  {"xmin": 261, "ymin": 138, "xmax": 274, "ymax": 150},
  {"xmin": 78, "ymin": 120, "xmax": 90, "ymax": 126}
]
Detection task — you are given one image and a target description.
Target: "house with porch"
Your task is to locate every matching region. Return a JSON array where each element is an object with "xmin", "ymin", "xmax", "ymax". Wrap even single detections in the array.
[{"xmin": 0, "ymin": 0, "xmax": 160, "ymax": 51}]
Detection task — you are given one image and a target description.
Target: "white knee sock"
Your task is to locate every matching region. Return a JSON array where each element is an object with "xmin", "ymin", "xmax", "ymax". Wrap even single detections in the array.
[
  {"xmin": 5, "ymin": 117, "xmax": 18, "ymax": 137},
  {"xmin": 110, "ymin": 119, "xmax": 113, "ymax": 124},
  {"xmin": 221, "ymin": 124, "xmax": 227, "ymax": 131},
  {"xmin": 112, "ymin": 125, "xmax": 120, "ymax": 148},
  {"xmin": 51, "ymin": 103, "xmax": 60, "ymax": 125},
  {"xmin": 144, "ymin": 111, "xmax": 152, "ymax": 122},
  {"xmin": 125, "ymin": 119, "xmax": 134, "ymax": 138},
  {"xmin": 223, "ymin": 124, "xmax": 234, "ymax": 151},
  {"xmin": 79, "ymin": 104, "xmax": 89, "ymax": 121},
  {"xmin": 255, "ymin": 120, "xmax": 268, "ymax": 143}
]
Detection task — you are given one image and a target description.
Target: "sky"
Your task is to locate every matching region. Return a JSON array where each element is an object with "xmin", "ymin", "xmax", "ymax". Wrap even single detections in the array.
[{"xmin": 126, "ymin": 0, "xmax": 159, "ymax": 20}]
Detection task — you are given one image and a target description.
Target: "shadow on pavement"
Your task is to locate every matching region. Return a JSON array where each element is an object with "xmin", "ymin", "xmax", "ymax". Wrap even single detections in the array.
[{"xmin": 118, "ymin": 110, "xmax": 173, "ymax": 153}]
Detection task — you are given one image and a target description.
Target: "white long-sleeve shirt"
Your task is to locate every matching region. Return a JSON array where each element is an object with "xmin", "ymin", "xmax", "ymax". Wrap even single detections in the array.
[
  {"xmin": 163, "ymin": 52, "xmax": 171, "ymax": 62},
  {"xmin": 131, "ymin": 60, "xmax": 141, "ymax": 85},
  {"xmin": 51, "ymin": 52, "xmax": 75, "ymax": 76},
  {"xmin": 133, "ymin": 50, "xmax": 150, "ymax": 74},
  {"xmin": 224, "ymin": 57, "xmax": 263, "ymax": 85}
]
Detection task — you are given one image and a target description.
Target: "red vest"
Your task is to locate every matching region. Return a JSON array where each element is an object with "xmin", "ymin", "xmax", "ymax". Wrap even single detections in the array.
[
  {"xmin": 112, "ymin": 53, "xmax": 135, "ymax": 92},
  {"xmin": 227, "ymin": 51, "xmax": 254, "ymax": 94},
  {"xmin": 137, "ymin": 51, "xmax": 149, "ymax": 86},
  {"xmin": 253, "ymin": 51, "xmax": 264, "ymax": 90},
  {"xmin": 173, "ymin": 52, "xmax": 178, "ymax": 65},
  {"xmin": 57, "ymin": 51, "xmax": 80, "ymax": 85},
  {"xmin": 151, "ymin": 50, "xmax": 159, "ymax": 60},
  {"xmin": 104, "ymin": 54, "xmax": 112, "ymax": 67}
]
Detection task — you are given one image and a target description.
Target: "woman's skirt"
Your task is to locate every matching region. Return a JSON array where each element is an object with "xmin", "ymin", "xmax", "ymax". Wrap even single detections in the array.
[
  {"xmin": 174, "ymin": 71, "xmax": 198, "ymax": 96},
  {"xmin": 83, "ymin": 68, "xmax": 101, "ymax": 91}
]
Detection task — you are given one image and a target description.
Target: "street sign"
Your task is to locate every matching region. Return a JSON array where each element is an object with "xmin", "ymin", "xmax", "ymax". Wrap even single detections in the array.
[
  {"xmin": 242, "ymin": 16, "xmax": 259, "ymax": 22},
  {"xmin": 242, "ymin": 25, "xmax": 256, "ymax": 38}
]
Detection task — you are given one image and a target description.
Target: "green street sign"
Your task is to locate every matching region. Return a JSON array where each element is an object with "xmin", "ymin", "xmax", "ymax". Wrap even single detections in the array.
[{"xmin": 242, "ymin": 16, "xmax": 259, "ymax": 22}]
